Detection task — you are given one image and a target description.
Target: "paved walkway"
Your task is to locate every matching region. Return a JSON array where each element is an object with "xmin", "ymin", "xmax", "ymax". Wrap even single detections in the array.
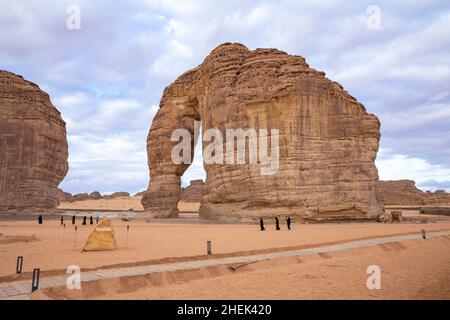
[{"xmin": 1, "ymin": 230, "xmax": 449, "ymax": 299}]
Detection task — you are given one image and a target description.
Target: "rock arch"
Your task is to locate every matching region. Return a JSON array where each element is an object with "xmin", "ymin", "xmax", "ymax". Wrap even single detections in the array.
[{"xmin": 142, "ymin": 43, "xmax": 383, "ymax": 222}]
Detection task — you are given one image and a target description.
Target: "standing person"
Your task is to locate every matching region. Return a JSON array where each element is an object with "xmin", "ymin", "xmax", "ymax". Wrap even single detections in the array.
[
  {"xmin": 286, "ymin": 217, "xmax": 291, "ymax": 230},
  {"xmin": 89, "ymin": 215, "xmax": 93, "ymax": 225},
  {"xmin": 259, "ymin": 218, "xmax": 265, "ymax": 231},
  {"xmin": 38, "ymin": 215, "xmax": 43, "ymax": 224},
  {"xmin": 82, "ymin": 216, "xmax": 87, "ymax": 225},
  {"xmin": 96, "ymin": 213, "xmax": 99, "ymax": 224},
  {"xmin": 60, "ymin": 216, "xmax": 64, "ymax": 226},
  {"xmin": 275, "ymin": 217, "xmax": 280, "ymax": 231},
  {"xmin": 72, "ymin": 215, "xmax": 76, "ymax": 225}
]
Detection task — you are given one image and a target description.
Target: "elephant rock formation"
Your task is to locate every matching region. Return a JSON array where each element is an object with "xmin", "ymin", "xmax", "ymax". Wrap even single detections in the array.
[{"xmin": 142, "ymin": 43, "xmax": 382, "ymax": 221}]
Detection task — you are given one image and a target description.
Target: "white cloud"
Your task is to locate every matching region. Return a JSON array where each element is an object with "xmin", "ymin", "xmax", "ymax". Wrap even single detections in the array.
[
  {"xmin": 2, "ymin": 0, "xmax": 449, "ymax": 193},
  {"xmin": 53, "ymin": 92, "xmax": 88, "ymax": 108},
  {"xmin": 376, "ymin": 149, "xmax": 450, "ymax": 191}
]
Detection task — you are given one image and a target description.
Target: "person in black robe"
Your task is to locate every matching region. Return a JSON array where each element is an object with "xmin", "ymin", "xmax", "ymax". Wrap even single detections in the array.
[
  {"xmin": 72, "ymin": 215, "xmax": 76, "ymax": 225},
  {"xmin": 60, "ymin": 216, "xmax": 64, "ymax": 225},
  {"xmin": 259, "ymin": 218, "xmax": 265, "ymax": 231},
  {"xmin": 38, "ymin": 215, "xmax": 43, "ymax": 224},
  {"xmin": 286, "ymin": 217, "xmax": 291, "ymax": 230},
  {"xmin": 275, "ymin": 217, "xmax": 280, "ymax": 230},
  {"xmin": 82, "ymin": 216, "xmax": 87, "ymax": 225},
  {"xmin": 89, "ymin": 215, "xmax": 93, "ymax": 225}
]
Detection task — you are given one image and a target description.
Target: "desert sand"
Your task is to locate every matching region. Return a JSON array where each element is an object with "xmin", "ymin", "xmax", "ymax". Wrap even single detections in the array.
[
  {"xmin": 61, "ymin": 236, "xmax": 448, "ymax": 300},
  {"xmin": 1, "ymin": 216, "xmax": 450, "ymax": 300},
  {"xmin": 57, "ymin": 196, "xmax": 199, "ymax": 213}
]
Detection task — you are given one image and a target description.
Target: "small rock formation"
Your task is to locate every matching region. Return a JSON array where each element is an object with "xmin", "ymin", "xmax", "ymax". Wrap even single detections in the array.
[
  {"xmin": 390, "ymin": 210, "xmax": 402, "ymax": 222},
  {"xmin": 376, "ymin": 180, "xmax": 427, "ymax": 206},
  {"xmin": 83, "ymin": 219, "xmax": 117, "ymax": 251},
  {"xmin": 378, "ymin": 211, "xmax": 392, "ymax": 223},
  {"xmin": 57, "ymin": 188, "xmax": 72, "ymax": 202},
  {"xmin": 142, "ymin": 43, "xmax": 382, "ymax": 221},
  {"xmin": 0, "ymin": 71, "xmax": 68, "ymax": 212},
  {"xmin": 89, "ymin": 191, "xmax": 102, "ymax": 200},
  {"xmin": 71, "ymin": 193, "xmax": 90, "ymax": 201},
  {"xmin": 104, "ymin": 191, "xmax": 130, "ymax": 199},
  {"xmin": 423, "ymin": 191, "xmax": 450, "ymax": 206},
  {"xmin": 180, "ymin": 180, "xmax": 204, "ymax": 202},
  {"xmin": 134, "ymin": 191, "xmax": 146, "ymax": 197}
]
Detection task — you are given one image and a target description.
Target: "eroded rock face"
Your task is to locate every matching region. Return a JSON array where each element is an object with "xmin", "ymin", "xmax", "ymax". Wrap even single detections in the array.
[
  {"xmin": 376, "ymin": 180, "xmax": 427, "ymax": 206},
  {"xmin": 142, "ymin": 43, "xmax": 382, "ymax": 221},
  {"xmin": 180, "ymin": 180, "xmax": 204, "ymax": 202},
  {"xmin": 104, "ymin": 191, "xmax": 130, "ymax": 199},
  {"xmin": 57, "ymin": 188, "xmax": 72, "ymax": 202},
  {"xmin": 423, "ymin": 192, "xmax": 450, "ymax": 206},
  {"xmin": 0, "ymin": 71, "xmax": 68, "ymax": 212}
]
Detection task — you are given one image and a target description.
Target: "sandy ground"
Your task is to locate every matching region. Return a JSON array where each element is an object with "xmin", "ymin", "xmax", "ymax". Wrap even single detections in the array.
[
  {"xmin": 57, "ymin": 196, "xmax": 199, "ymax": 212},
  {"xmin": 54, "ymin": 236, "xmax": 447, "ymax": 300},
  {"xmin": 1, "ymin": 218, "xmax": 450, "ymax": 282}
]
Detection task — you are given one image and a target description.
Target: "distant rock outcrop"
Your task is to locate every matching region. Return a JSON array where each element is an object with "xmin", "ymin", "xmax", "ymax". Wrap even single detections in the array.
[
  {"xmin": 376, "ymin": 180, "xmax": 450, "ymax": 207},
  {"xmin": 0, "ymin": 71, "xmax": 68, "ymax": 212},
  {"xmin": 423, "ymin": 191, "xmax": 450, "ymax": 206},
  {"xmin": 376, "ymin": 180, "xmax": 427, "ymax": 206},
  {"xmin": 104, "ymin": 192, "xmax": 130, "ymax": 199},
  {"xmin": 71, "ymin": 193, "xmax": 90, "ymax": 202},
  {"xmin": 57, "ymin": 188, "xmax": 72, "ymax": 202},
  {"xmin": 89, "ymin": 191, "xmax": 103, "ymax": 200},
  {"xmin": 142, "ymin": 43, "xmax": 382, "ymax": 221},
  {"xmin": 180, "ymin": 180, "xmax": 204, "ymax": 202}
]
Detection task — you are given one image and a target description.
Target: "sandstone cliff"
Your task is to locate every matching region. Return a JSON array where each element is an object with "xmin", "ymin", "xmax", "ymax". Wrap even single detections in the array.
[
  {"xmin": 180, "ymin": 179, "xmax": 204, "ymax": 202},
  {"xmin": 376, "ymin": 180, "xmax": 427, "ymax": 206},
  {"xmin": 0, "ymin": 70, "xmax": 68, "ymax": 212},
  {"xmin": 142, "ymin": 43, "xmax": 382, "ymax": 221}
]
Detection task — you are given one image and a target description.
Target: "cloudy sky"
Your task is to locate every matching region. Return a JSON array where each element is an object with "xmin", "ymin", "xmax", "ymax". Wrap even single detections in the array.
[{"xmin": 1, "ymin": 0, "xmax": 449, "ymax": 194}]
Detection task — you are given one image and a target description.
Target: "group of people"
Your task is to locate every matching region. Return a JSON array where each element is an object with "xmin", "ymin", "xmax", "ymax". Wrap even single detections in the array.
[
  {"xmin": 68, "ymin": 214, "xmax": 99, "ymax": 225},
  {"xmin": 38, "ymin": 214, "xmax": 100, "ymax": 225},
  {"xmin": 259, "ymin": 216, "xmax": 291, "ymax": 231}
]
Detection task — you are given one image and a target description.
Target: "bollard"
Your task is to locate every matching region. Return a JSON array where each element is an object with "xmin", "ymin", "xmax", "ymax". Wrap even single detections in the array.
[
  {"xmin": 16, "ymin": 256, "xmax": 23, "ymax": 274},
  {"xmin": 31, "ymin": 268, "xmax": 40, "ymax": 292},
  {"xmin": 207, "ymin": 240, "xmax": 212, "ymax": 256},
  {"xmin": 421, "ymin": 229, "xmax": 426, "ymax": 239},
  {"xmin": 74, "ymin": 225, "xmax": 78, "ymax": 248},
  {"xmin": 126, "ymin": 225, "xmax": 130, "ymax": 248}
]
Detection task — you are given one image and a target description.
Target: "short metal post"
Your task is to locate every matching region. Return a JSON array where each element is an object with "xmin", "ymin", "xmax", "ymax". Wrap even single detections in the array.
[
  {"xmin": 74, "ymin": 225, "xmax": 77, "ymax": 248},
  {"xmin": 16, "ymin": 256, "xmax": 23, "ymax": 274},
  {"xmin": 422, "ymin": 229, "xmax": 426, "ymax": 239},
  {"xmin": 126, "ymin": 225, "xmax": 130, "ymax": 248},
  {"xmin": 31, "ymin": 268, "xmax": 40, "ymax": 292},
  {"xmin": 207, "ymin": 240, "xmax": 212, "ymax": 256}
]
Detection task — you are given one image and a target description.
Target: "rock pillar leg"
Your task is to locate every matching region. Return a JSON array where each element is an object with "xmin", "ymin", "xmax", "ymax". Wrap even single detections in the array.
[{"xmin": 141, "ymin": 95, "xmax": 200, "ymax": 218}]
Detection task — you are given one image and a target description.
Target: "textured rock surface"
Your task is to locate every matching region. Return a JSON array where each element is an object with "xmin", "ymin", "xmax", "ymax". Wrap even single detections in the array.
[
  {"xmin": 180, "ymin": 180, "xmax": 204, "ymax": 202},
  {"xmin": 57, "ymin": 188, "xmax": 72, "ymax": 202},
  {"xmin": 89, "ymin": 191, "xmax": 103, "ymax": 200},
  {"xmin": 376, "ymin": 180, "xmax": 427, "ymax": 206},
  {"xmin": 423, "ymin": 192, "xmax": 450, "ymax": 206},
  {"xmin": 104, "ymin": 191, "xmax": 129, "ymax": 199},
  {"xmin": 142, "ymin": 43, "xmax": 382, "ymax": 221},
  {"xmin": 0, "ymin": 71, "xmax": 68, "ymax": 212}
]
